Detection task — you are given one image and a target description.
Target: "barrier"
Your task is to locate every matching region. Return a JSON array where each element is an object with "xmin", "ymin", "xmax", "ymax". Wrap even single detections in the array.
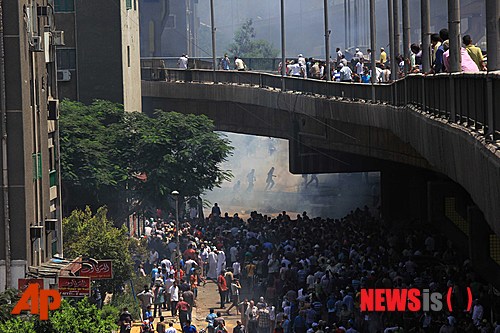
[{"xmin": 141, "ymin": 64, "xmax": 500, "ymax": 140}]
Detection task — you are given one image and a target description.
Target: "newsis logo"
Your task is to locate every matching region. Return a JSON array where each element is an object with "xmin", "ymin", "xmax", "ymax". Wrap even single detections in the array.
[{"xmin": 360, "ymin": 288, "xmax": 473, "ymax": 312}]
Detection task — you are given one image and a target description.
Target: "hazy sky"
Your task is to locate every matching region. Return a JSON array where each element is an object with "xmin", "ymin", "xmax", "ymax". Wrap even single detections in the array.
[{"xmin": 194, "ymin": 0, "xmax": 485, "ymax": 59}]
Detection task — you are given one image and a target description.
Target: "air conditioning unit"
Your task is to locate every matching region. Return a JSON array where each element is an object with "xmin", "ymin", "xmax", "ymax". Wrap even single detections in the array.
[
  {"xmin": 57, "ymin": 70, "xmax": 71, "ymax": 82},
  {"xmin": 31, "ymin": 36, "xmax": 44, "ymax": 52},
  {"xmin": 52, "ymin": 31, "xmax": 65, "ymax": 46}
]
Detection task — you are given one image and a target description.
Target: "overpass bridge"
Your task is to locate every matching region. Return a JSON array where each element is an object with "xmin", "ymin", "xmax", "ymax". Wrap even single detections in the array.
[{"xmin": 141, "ymin": 68, "xmax": 500, "ymax": 284}]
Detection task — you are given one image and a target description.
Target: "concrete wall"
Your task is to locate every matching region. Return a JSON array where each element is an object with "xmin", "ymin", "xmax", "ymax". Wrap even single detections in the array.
[
  {"xmin": 121, "ymin": 0, "xmax": 142, "ymax": 112},
  {"xmin": 1, "ymin": 0, "xmax": 62, "ymax": 290},
  {"xmin": 142, "ymin": 80, "xmax": 500, "ymax": 236}
]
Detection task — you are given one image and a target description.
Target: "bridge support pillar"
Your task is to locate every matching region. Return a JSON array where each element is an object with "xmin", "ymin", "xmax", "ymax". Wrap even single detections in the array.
[
  {"xmin": 380, "ymin": 167, "xmax": 428, "ymax": 222},
  {"xmin": 427, "ymin": 181, "xmax": 500, "ymax": 289}
]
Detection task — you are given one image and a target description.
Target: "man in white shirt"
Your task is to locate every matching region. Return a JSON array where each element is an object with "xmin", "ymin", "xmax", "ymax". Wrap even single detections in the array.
[
  {"xmin": 339, "ymin": 63, "xmax": 352, "ymax": 82},
  {"xmin": 169, "ymin": 282, "xmax": 179, "ymax": 316},
  {"xmin": 232, "ymin": 261, "xmax": 241, "ymax": 278},
  {"xmin": 355, "ymin": 48, "xmax": 364, "ymax": 60},
  {"xmin": 234, "ymin": 56, "xmax": 246, "ymax": 71},
  {"xmin": 287, "ymin": 61, "xmax": 303, "ymax": 77},
  {"xmin": 355, "ymin": 59, "xmax": 364, "ymax": 76},
  {"xmin": 178, "ymin": 54, "xmax": 188, "ymax": 69},
  {"xmin": 298, "ymin": 54, "xmax": 306, "ymax": 66}
]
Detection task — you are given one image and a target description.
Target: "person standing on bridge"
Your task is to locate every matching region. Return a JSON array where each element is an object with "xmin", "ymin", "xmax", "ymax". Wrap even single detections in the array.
[
  {"xmin": 178, "ymin": 54, "xmax": 188, "ymax": 69},
  {"xmin": 338, "ymin": 63, "xmax": 352, "ymax": 82},
  {"xmin": 220, "ymin": 54, "xmax": 231, "ymax": 70},
  {"xmin": 235, "ymin": 56, "xmax": 246, "ymax": 71}
]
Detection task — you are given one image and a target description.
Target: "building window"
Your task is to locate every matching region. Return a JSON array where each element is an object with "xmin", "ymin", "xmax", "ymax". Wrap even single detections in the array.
[
  {"xmin": 127, "ymin": 46, "xmax": 131, "ymax": 67},
  {"xmin": 134, "ymin": 0, "xmax": 137, "ymax": 10},
  {"xmin": 126, "ymin": 0, "xmax": 132, "ymax": 10},
  {"xmin": 32, "ymin": 153, "xmax": 42, "ymax": 180},
  {"xmin": 56, "ymin": 48, "xmax": 76, "ymax": 70},
  {"xmin": 54, "ymin": 0, "xmax": 74, "ymax": 12}
]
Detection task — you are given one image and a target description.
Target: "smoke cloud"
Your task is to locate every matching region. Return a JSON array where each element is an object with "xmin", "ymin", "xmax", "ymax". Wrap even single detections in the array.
[{"xmin": 203, "ymin": 132, "xmax": 380, "ymax": 219}]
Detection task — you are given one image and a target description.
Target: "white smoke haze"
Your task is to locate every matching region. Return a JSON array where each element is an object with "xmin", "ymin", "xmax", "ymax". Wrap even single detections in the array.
[{"xmin": 203, "ymin": 132, "xmax": 380, "ymax": 219}]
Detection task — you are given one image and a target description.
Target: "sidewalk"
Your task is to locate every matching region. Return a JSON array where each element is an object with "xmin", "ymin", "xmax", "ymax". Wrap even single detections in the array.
[{"xmin": 131, "ymin": 280, "xmax": 239, "ymax": 333}]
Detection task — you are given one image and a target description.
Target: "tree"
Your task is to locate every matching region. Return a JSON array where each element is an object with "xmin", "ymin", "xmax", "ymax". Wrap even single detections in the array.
[
  {"xmin": 227, "ymin": 19, "xmax": 278, "ymax": 58},
  {"xmin": 63, "ymin": 206, "xmax": 134, "ymax": 293},
  {"xmin": 59, "ymin": 100, "xmax": 233, "ymax": 220}
]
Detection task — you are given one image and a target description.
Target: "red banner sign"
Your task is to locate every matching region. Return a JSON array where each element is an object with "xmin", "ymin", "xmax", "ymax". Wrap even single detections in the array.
[
  {"xmin": 18, "ymin": 278, "xmax": 44, "ymax": 292},
  {"xmin": 80, "ymin": 260, "xmax": 113, "ymax": 279},
  {"xmin": 58, "ymin": 277, "xmax": 90, "ymax": 297}
]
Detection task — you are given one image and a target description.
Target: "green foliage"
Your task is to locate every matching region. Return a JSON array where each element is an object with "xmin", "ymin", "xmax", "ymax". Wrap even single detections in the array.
[
  {"xmin": 60, "ymin": 99, "xmax": 233, "ymax": 218},
  {"xmin": 0, "ymin": 317, "xmax": 36, "ymax": 332},
  {"xmin": 111, "ymin": 290, "xmax": 142, "ymax": 321},
  {"xmin": 1, "ymin": 299, "xmax": 117, "ymax": 333},
  {"xmin": 63, "ymin": 206, "xmax": 134, "ymax": 293},
  {"xmin": 227, "ymin": 19, "xmax": 278, "ymax": 58},
  {"xmin": 0, "ymin": 289, "xmax": 19, "ymax": 322}
]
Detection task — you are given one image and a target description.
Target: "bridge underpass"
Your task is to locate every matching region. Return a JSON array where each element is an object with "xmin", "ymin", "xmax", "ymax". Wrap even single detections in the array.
[{"xmin": 141, "ymin": 70, "xmax": 500, "ymax": 287}]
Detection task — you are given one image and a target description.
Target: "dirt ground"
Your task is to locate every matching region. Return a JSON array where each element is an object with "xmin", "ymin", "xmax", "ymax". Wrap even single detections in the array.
[{"xmin": 131, "ymin": 280, "xmax": 240, "ymax": 333}]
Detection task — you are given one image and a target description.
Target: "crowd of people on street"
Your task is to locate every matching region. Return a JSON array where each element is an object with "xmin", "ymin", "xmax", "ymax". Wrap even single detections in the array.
[{"xmin": 129, "ymin": 200, "xmax": 499, "ymax": 333}]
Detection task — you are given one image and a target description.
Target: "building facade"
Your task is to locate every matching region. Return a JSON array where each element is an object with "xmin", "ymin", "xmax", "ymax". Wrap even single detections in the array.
[
  {"xmin": 139, "ymin": 0, "xmax": 199, "ymax": 58},
  {"xmin": 54, "ymin": 0, "xmax": 141, "ymax": 112},
  {"xmin": 0, "ymin": 0, "xmax": 63, "ymax": 291}
]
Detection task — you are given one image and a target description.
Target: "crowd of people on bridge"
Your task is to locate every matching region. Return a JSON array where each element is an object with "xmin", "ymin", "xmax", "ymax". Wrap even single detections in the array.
[
  {"xmin": 177, "ymin": 27, "xmax": 486, "ymax": 84},
  {"xmin": 132, "ymin": 202, "xmax": 499, "ymax": 333}
]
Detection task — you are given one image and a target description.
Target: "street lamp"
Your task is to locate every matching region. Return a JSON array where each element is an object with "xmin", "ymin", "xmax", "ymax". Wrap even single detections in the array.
[{"xmin": 171, "ymin": 190, "xmax": 181, "ymax": 282}]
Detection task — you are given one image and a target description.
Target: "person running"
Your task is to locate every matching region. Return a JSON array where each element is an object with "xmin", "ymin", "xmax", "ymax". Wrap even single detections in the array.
[
  {"xmin": 246, "ymin": 169, "xmax": 256, "ymax": 192},
  {"xmin": 217, "ymin": 270, "xmax": 229, "ymax": 308},
  {"xmin": 226, "ymin": 278, "xmax": 242, "ymax": 315},
  {"xmin": 265, "ymin": 167, "xmax": 276, "ymax": 191},
  {"xmin": 177, "ymin": 296, "xmax": 191, "ymax": 327}
]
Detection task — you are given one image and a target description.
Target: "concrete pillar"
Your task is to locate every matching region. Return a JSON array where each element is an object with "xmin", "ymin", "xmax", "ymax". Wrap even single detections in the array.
[
  {"xmin": 380, "ymin": 167, "xmax": 428, "ymax": 222},
  {"xmin": 486, "ymin": 0, "xmax": 500, "ymax": 70},
  {"xmin": 402, "ymin": 0, "xmax": 410, "ymax": 74},
  {"xmin": 370, "ymin": 0, "xmax": 377, "ymax": 91},
  {"xmin": 280, "ymin": 0, "xmax": 286, "ymax": 90},
  {"xmin": 421, "ymin": 0, "xmax": 431, "ymax": 72},
  {"xmin": 388, "ymin": 0, "xmax": 396, "ymax": 78},
  {"xmin": 324, "ymin": 0, "xmax": 331, "ymax": 81},
  {"xmin": 448, "ymin": 0, "xmax": 461, "ymax": 72},
  {"xmin": 393, "ymin": 0, "xmax": 400, "ymax": 59}
]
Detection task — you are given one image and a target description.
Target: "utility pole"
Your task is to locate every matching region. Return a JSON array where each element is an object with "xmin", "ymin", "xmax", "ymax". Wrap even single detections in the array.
[
  {"xmin": 421, "ymin": 0, "xmax": 431, "ymax": 72},
  {"xmin": 210, "ymin": 0, "xmax": 217, "ymax": 82},
  {"xmin": 347, "ymin": 0, "xmax": 351, "ymax": 50},
  {"xmin": 344, "ymin": 0, "xmax": 348, "ymax": 50},
  {"xmin": 171, "ymin": 191, "xmax": 180, "ymax": 282},
  {"xmin": 388, "ymin": 0, "xmax": 396, "ymax": 79},
  {"xmin": 280, "ymin": 0, "xmax": 286, "ymax": 91},
  {"xmin": 370, "ymin": 0, "xmax": 377, "ymax": 99},
  {"xmin": 486, "ymin": 0, "xmax": 500, "ymax": 70},
  {"xmin": 402, "ymin": 0, "xmax": 410, "ymax": 74},
  {"xmin": 354, "ymin": 0, "xmax": 359, "ymax": 48},
  {"xmin": 0, "ymin": 0, "xmax": 11, "ymax": 290},
  {"xmin": 324, "ymin": 0, "xmax": 331, "ymax": 81},
  {"xmin": 393, "ymin": 0, "xmax": 400, "ymax": 60},
  {"xmin": 448, "ymin": 0, "xmax": 461, "ymax": 73}
]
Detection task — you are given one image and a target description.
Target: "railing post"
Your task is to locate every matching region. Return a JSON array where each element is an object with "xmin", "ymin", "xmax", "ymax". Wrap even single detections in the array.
[
  {"xmin": 449, "ymin": 74, "xmax": 456, "ymax": 123},
  {"xmin": 487, "ymin": 74, "xmax": 495, "ymax": 140}
]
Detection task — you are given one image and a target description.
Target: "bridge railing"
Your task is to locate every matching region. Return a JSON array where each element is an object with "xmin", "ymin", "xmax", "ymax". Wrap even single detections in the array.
[{"xmin": 142, "ymin": 66, "xmax": 500, "ymax": 140}]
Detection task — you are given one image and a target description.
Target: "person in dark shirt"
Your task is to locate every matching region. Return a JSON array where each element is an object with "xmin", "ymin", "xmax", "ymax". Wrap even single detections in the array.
[
  {"xmin": 183, "ymin": 320, "xmax": 197, "ymax": 333},
  {"xmin": 118, "ymin": 307, "xmax": 133, "ymax": 333},
  {"xmin": 233, "ymin": 320, "xmax": 246, "ymax": 333}
]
